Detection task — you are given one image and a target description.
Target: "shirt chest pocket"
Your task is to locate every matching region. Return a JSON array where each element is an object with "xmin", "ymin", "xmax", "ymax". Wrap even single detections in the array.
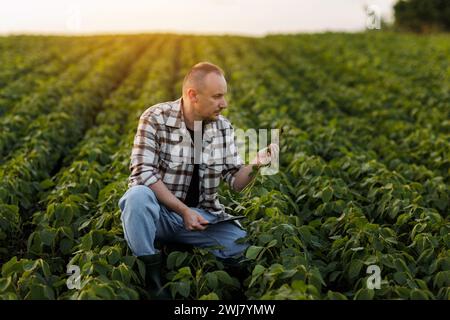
[
  {"xmin": 202, "ymin": 164, "xmax": 223, "ymax": 190},
  {"xmin": 161, "ymin": 158, "xmax": 183, "ymax": 169},
  {"xmin": 162, "ymin": 132, "xmax": 191, "ymax": 163},
  {"xmin": 159, "ymin": 158, "xmax": 185, "ymax": 183}
]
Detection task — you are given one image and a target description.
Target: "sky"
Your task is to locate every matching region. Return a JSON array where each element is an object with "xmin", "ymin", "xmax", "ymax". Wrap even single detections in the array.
[{"xmin": 0, "ymin": 0, "xmax": 397, "ymax": 36}]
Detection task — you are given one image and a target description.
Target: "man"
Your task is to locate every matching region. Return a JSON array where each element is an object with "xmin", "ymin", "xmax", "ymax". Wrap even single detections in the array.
[{"xmin": 118, "ymin": 62, "xmax": 278, "ymax": 299}]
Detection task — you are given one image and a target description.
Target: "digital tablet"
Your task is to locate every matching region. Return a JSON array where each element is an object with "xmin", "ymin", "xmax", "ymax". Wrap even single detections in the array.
[{"xmin": 207, "ymin": 215, "xmax": 247, "ymax": 225}]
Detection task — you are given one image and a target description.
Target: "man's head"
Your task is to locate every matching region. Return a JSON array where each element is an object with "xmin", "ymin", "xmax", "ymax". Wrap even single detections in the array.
[{"xmin": 182, "ymin": 62, "xmax": 228, "ymax": 121}]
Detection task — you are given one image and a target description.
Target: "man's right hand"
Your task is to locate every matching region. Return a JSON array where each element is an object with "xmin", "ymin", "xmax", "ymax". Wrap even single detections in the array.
[{"xmin": 181, "ymin": 208, "xmax": 209, "ymax": 231}]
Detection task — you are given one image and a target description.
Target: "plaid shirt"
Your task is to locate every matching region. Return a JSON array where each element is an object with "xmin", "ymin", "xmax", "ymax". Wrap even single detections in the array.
[{"xmin": 128, "ymin": 97, "xmax": 244, "ymax": 228}]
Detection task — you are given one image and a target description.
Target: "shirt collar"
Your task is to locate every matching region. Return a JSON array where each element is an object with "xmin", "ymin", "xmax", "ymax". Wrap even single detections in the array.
[
  {"xmin": 166, "ymin": 97, "xmax": 218, "ymax": 143},
  {"xmin": 165, "ymin": 97, "xmax": 183, "ymax": 128}
]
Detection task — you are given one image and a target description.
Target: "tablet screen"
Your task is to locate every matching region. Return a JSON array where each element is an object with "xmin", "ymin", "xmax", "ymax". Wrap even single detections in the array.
[{"xmin": 208, "ymin": 215, "xmax": 246, "ymax": 225}]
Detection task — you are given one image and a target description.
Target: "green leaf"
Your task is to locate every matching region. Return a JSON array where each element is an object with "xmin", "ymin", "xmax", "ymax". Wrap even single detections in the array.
[
  {"xmin": 348, "ymin": 260, "xmax": 363, "ymax": 279},
  {"xmin": 0, "ymin": 277, "xmax": 12, "ymax": 292},
  {"xmin": 395, "ymin": 287, "xmax": 411, "ymax": 299},
  {"xmin": 40, "ymin": 229, "xmax": 56, "ymax": 246},
  {"xmin": 59, "ymin": 238, "xmax": 73, "ymax": 255},
  {"xmin": 394, "ymin": 258, "xmax": 410, "ymax": 273},
  {"xmin": 173, "ymin": 266, "xmax": 192, "ymax": 281},
  {"xmin": 199, "ymin": 292, "xmax": 219, "ymax": 300},
  {"xmin": 39, "ymin": 179, "xmax": 55, "ymax": 190},
  {"xmin": 321, "ymin": 186, "xmax": 333, "ymax": 203},
  {"xmin": 166, "ymin": 252, "xmax": 180, "ymax": 270},
  {"xmin": 107, "ymin": 248, "xmax": 120, "ymax": 265},
  {"xmin": 410, "ymin": 289, "xmax": 429, "ymax": 300},
  {"xmin": 329, "ymin": 271, "xmax": 341, "ymax": 282},
  {"xmin": 78, "ymin": 219, "xmax": 91, "ymax": 231},
  {"xmin": 252, "ymin": 264, "xmax": 265, "ymax": 277},
  {"xmin": 364, "ymin": 255, "xmax": 377, "ymax": 265},
  {"xmin": 393, "ymin": 272, "xmax": 408, "ymax": 285},
  {"xmin": 39, "ymin": 260, "xmax": 51, "ymax": 278},
  {"xmin": 23, "ymin": 260, "xmax": 38, "ymax": 272},
  {"xmin": 176, "ymin": 281, "xmax": 190, "ymax": 298},
  {"xmin": 249, "ymin": 264, "xmax": 265, "ymax": 287},
  {"xmin": 267, "ymin": 264, "xmax": 284, "ymax": 277},
  {"xmin": 266, "ymin": 239, "xmax": 278, "ymax": 248},
  {"xmin": 80, "ymin": 233, "xmax": 93, "ymax": 251},
  {"xmin": 298, "ymin": 226, "xmax": 312, "ymax": 243},
  {"xmin": 327, "ymin": 291, "xmax": 348, "ymax": 300},
  {"xmin": 245, "ymin": 245, "xmax": 264, "ymax": 260},
  {"xmin": 1, "ymin": 257, "xmax": 20, "ymax": 276},
  {"xmin": 291, "ymin": 280, "xmax": 307, "ymax": 292},
  {"xmin": 215, "ymin": 270, "xmax": 235, "ymax": 286},
  {"xmin": 92, "ymin": 284, "xmax": 114, "ymax": 299},
  {"xmin": 354, "ymin": 288, "xmax": 374, "ymax": 300},
  {"xmin": 258, "ymin": 233, "xmax": 274, "ymax": 245},
  {"xmin": 310, "ymin": 268, "xmax": 326, "ymax": 287},
  {"xmin": 27, "ymin": 284, "xmax": 55, "ymax": 300},
  {"xmin": 175, "ymin": 252, "xmax": 188, "ymax": 267},
  {"xmin": 111, "ymin": 268, "xmax": 122, "ymax": 282},
  {"xmin": 205, "ymin": 273, "xmax": 218, "ymax": 290},
  {"xmin": 434, "ymin": 271, "xmax": 450, "ymax": 288}
]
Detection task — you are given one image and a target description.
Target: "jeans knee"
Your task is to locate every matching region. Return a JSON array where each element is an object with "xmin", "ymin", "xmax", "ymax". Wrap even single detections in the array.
[
  {"xmin": 218, "ymin": 229, "xmax": 249, "ymax": 259},
  {"xmin": 119, "ymin": 185, "xmax": 160, "ymax": 222},
  {"xmin": 234, "ymin": 227, "xmax": 247, "ymax": 240}
]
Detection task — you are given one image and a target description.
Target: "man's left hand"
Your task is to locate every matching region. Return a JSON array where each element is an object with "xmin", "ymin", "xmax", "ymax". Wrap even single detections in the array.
[{"xmin": 251, "ymin": 143, "xmax": 279, "ymax": 167}]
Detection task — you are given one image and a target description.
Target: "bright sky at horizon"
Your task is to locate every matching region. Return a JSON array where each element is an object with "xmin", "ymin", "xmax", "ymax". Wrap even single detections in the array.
[{"xmin": 0, "ymin": 0, "xmax": 397, "ymax": 36}]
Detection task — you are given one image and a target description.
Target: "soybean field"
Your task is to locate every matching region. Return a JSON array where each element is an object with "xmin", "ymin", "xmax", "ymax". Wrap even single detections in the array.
[{"xmin": 0, "ymin": 33, "xmax": 449, "ymax": 300}]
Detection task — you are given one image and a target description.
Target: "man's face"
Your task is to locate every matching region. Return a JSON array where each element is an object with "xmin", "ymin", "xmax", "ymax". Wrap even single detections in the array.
[{"xmin": 192, "ymin": 72, "xmax": 228, "ymax": 121}]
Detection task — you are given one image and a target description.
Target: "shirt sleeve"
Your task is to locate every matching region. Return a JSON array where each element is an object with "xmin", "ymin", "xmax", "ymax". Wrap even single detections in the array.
[
  {"xmin": 221, "ymin": 124, "xmax": 244, "ymax": 190},
  {"xmin": 129, "ymin": 113, "xmax": 162, "ymax": 187}
]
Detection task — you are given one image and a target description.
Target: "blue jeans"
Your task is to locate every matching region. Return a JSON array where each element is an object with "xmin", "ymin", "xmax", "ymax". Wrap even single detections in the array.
[{"xmin": 118, "ymin": 185, "xmax": 250, "ymax": 259}]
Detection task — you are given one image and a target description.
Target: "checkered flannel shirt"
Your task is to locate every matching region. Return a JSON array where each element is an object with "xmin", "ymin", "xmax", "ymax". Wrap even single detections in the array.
[{"xmin": 128, "ymin": 97, "xmax": 244, "ymax": 228}]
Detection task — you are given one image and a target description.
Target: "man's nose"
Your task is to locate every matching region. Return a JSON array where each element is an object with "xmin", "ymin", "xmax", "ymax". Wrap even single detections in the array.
[{"xmin": 221, "ymin": 99, "xmax": 228, "ymax": 109}]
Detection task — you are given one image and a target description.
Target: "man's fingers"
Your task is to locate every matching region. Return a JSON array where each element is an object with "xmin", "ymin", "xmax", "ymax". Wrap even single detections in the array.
[
  {"xmin": 193, "ymin": 223, "xmax": 207, "ymax": 231},
  {"xmin": 264, "ymin": 144, "xmax": 278, "ymax": 156},
  {"xmin": 198, "ymin": 220, "xmax": 209, "ymax": 230},
  {"xmin": 187, "ymin": 221, "xmax": 208, "ymax": 231},
  {"xmin": 184, "ymin": 212, "xmax": 209, "ymax": 231},
  {"xmin": 269, "ymin": 143, "xmax": 279, "ymax": 154},
  {"xmin": 196, "ymin": 213, "xmax": 209, "ymax": 225}
]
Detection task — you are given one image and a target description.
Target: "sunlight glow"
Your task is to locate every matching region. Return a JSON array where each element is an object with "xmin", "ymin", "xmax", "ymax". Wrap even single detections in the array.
[{"xmin": 0, "ymin": 0, "xmax": 396, "ymax": 35}]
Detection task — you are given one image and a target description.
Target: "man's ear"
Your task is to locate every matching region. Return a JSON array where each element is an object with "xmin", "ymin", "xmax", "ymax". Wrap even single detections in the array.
[{"xmin": 188, "ymin": 88, "xmax": 198, "ymax": 103}]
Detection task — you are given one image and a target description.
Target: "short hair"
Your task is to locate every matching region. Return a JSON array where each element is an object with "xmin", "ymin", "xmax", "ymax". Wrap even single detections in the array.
[{"xmin": 182, "ymin": 62, "xmax": 225, "ymax": 94}]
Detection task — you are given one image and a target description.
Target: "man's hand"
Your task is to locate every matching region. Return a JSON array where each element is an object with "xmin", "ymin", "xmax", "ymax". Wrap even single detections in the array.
[
  {"xmin": 181, "ymin": 208, "xmax": 209, "ymax": 231},
  {"xmin": 251, "ymin": 143, "xmax": 279, "ymax": 167},
  {"xmin": 233, "ymin": 143, "xmax": 280, "ymax": 192}
]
